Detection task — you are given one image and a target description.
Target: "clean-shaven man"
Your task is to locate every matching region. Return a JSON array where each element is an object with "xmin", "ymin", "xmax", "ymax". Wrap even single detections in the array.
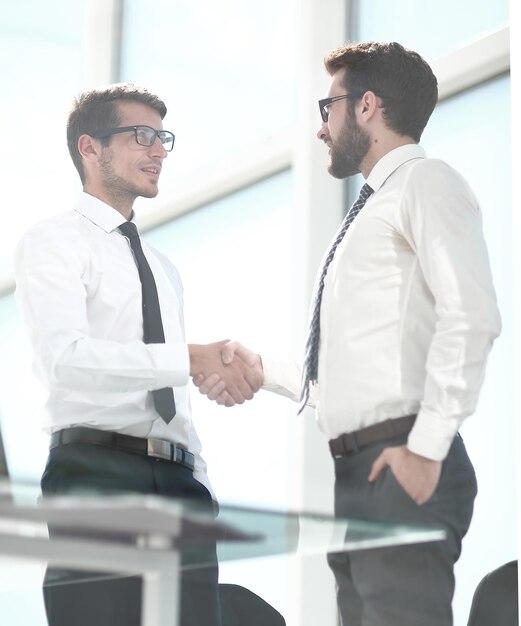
[{"xmin": 15, "ymin": 83, "xmax": 262, "ymax": 626}]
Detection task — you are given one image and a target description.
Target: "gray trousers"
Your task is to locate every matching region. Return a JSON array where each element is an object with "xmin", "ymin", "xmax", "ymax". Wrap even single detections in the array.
[{"xmin": 328, "ymin": 433, "xmax": 477, "ymax": 626}]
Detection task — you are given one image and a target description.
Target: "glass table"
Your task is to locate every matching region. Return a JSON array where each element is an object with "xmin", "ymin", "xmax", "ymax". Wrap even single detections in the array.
[{"xmin": 0, "ymin": 480, "xmax": 445, "ymax": 626}]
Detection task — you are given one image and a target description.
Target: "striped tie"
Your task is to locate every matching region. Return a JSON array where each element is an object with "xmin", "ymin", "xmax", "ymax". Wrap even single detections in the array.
[{"xmin": 298, "ymin": 183, "xmax": 374, "ymax": 413}]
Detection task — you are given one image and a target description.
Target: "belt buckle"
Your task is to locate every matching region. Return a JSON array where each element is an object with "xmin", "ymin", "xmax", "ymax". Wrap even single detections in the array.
[
  {"xmin": 147, "ymin": 439, "xmax": 172, "ymax": 461},
  {"xmin": 174, "ymin": 447, "xmax": 185, "ymax": 465}
]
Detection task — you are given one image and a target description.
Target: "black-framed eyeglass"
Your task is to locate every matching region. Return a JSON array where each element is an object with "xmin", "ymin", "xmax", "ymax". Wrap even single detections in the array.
[
  {"xmin": 92, "ymin": 125, "xmax": 175, "ymax": 151},
  {"xmin": 318, "ymin": 94, "xmax": 360, "ymax": 123}
]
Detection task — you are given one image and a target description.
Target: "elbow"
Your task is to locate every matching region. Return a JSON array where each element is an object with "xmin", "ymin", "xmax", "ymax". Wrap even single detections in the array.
[{"xmin": 41, "ymin": 336, "xmax": 86, "ymax": 390}]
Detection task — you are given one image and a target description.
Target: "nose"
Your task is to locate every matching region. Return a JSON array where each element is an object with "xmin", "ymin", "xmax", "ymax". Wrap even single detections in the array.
[
  {"xmin": 317, "ymin": 122, "xmax": 329, "ymax": 142},
  {"xmin": 150, "ymin": 135, "xmax": 168, "ymax": 158}
]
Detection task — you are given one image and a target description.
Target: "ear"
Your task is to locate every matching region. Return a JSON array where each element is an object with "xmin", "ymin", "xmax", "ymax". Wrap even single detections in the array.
[
  {"xmin": 358, "ymin": 91, "xmax": 379, "ymax": 122},
  {"xmin": 77, "ymin": 134, "xmax": 102, "ymax": 163}
]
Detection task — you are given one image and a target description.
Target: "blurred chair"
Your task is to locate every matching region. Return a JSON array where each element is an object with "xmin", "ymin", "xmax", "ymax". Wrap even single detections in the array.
[
  {"xmin": 467, "ymin": 560, "xmax": 518, "ymax": 626},
  {"xmin": 220, "ymin": 583, "xmax": 286, "ymax": 626},
  {"xmin": 0, "ymin": 425, "xmax": 12, "ymax": 503},
  {"xmin": 0, "ymin": 425, "xmax": 8, "ymax": 479}
]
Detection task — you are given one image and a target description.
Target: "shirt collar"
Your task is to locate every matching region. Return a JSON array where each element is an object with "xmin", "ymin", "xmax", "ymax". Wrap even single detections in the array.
[
  {"xmin": 74, "ymin": 192, "xmax": 137, "ymax": 233},
  {"xmin": 366, "ymin": 144, "xmax": 426, "ymax": 193}
]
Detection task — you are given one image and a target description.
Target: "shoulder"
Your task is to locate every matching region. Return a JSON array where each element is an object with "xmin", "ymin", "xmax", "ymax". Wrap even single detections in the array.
[
  {"xmin": 18, "ymin": 211, "xmax": 87, "ymax": 244},
  {"xmin": 406, "ymin": 158, "xmax": 475, "ymax": 197},
  {"xmin": 393, "ymin": 157, "xmax": 482, "ymax": 240},
  {"xmin": 15, "ymin": 211, "xmax": 90, "ymax": 265},
  {"xmin": 400, "ymin": 157, "xmax": 479, "ymax": 213}
]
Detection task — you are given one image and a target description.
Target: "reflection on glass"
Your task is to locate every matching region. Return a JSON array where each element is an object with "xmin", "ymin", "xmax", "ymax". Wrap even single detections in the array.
[
  {"xmin": 0, "ymin": 479, "xmax": 445, "ymax": 561},
  {"xmin": 0, "ymin": 478, "xmax": 445, "ymax": 626}
]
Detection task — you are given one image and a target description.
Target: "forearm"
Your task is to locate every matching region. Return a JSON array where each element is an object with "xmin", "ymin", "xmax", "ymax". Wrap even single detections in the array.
[
  {"xmin": 44, "ymin": 332, "xmax": 189, "ymax": 392},
  {"xmin": 408, "ymin": 323, "xmax": 499, "ymax": 460}
]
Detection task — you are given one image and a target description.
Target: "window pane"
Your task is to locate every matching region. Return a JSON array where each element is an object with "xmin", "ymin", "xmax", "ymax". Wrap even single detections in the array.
[
  {"xmin": 357, "ymin": 0, "xmax": 509, "ymax": 59},
  {"xmin": 0, "ymin": 2, "xmax": 85, "ymax": 281},
  {"xmin": 120, "ymin": 0, "xmax": 297, "ymax": 180}
]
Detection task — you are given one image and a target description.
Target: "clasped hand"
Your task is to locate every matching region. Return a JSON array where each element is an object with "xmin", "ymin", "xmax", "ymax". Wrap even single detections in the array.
[{"xmin": 189, "ymin": 340, "xmax": 263, "ymax": 407}]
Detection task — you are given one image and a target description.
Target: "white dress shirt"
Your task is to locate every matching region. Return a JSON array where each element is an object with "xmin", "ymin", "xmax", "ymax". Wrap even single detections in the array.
[
  {"xmin": 262, "ymin": 144, "xmax": 501, "ymax": 461},
  {"xmin": 15, "ymin": 192, "xmax": 213, "ymax": 495}
]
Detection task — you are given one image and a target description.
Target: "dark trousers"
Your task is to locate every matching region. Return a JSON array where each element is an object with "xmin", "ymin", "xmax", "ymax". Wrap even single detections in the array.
[
  {"xmin": 41, "ymin": 442, "xmax": 222, "ymax": 626},
  {"xmin": 328, "ymin": 433, "xmax": 477, "ymax": 626}
]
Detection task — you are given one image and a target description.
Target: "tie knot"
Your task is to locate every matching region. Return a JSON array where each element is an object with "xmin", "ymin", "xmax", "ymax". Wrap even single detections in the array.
[{"xmin": 119, "ymin": 221, "xmax": 139, "ymax": 239}]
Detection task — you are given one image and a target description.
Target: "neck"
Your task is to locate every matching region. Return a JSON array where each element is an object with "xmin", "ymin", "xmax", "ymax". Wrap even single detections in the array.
[
  {"xmin": 360, "ymin": 134, "xmax": 416, "ymax": 179},
  {"xmin": 83, "ymin": 184, "xmax": 135, "ymax": 220}
]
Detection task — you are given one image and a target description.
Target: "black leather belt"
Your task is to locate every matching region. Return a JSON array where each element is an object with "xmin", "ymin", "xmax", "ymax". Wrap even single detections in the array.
[
  {"xmin": 50, "ymin": 426, "xmax": 195, "ymax": 472},
  {"xmin": 329, "ymin": 415, "xmax": 417, "ymax": 458}
]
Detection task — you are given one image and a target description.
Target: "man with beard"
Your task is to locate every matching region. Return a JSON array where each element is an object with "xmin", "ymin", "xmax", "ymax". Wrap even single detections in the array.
[
  {"xmin": 14, "ymin": 83, "xmax": 262, "ymax": 626},
  {"xmin": 197, "ymin": 42, "xmax": 501, "ymax": 625}
]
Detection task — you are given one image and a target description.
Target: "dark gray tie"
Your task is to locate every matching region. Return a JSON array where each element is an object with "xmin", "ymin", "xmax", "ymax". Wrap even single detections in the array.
[
  {"xmin": 119, "ymin": 221, "xmax": 176, "ymax": 424},
  {"xmin": 298, "ymin": 183, "xmax": 374, "ymax": 413}
]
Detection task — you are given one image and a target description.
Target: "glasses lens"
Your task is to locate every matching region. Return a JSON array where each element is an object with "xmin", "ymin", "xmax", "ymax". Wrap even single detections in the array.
[
  {"xmin": 319, "ymin": 100, "xmax": 329, "ymax": 123},
  {"xmin": 134, "ymin": 126, "xmax": 155, "ymax": 146},
  {"xmin": 159, "ymin": 131, "xmax": 175, "ymax": 151},
  {"xmin": 322, "ymin": 107, "xmax": 329, "ymax": 122}
]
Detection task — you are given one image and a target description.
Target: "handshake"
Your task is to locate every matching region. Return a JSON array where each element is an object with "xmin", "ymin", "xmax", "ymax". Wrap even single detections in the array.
[{"xmin": 188, "ymin": 340, "xmax": 264, "ymax": 407}]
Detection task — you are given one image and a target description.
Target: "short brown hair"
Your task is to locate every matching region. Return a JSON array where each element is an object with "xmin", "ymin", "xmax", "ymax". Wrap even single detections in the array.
[
  {"xmin": 67, "ymin": 83, "xmax": 167, "ymax": 183},
  {"xmin": 324, "ymin": 42, "xmax": 438, "ymax": 142}
]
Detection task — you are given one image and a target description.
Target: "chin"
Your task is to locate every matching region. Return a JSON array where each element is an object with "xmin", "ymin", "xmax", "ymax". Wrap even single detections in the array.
[
  {"xmin": 327, "ymin": 159, "xmax": 342, "ymax": 179},
  {"xmin": 329, "ymin": 159, "xmax": 360, "ymax": 180},
  {"xmin": 140, "ymin": 187, "xmax": 159, "ymax": 199},
  {"xmin": 329, "ymin": 165, "xmax": 354, "ymax": 180}
]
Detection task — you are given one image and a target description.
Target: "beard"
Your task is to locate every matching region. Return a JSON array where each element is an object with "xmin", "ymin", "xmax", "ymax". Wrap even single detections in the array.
[
  {"xmin": 328, "ymin": 116, "xmax": 371, "ymax": 179},
  {"xmin": 99, "ymin": 148, "xmax": 158, "ymax": 204}
]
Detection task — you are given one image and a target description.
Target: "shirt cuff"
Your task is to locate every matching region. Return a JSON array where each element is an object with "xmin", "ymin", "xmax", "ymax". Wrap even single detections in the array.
[
  {"xmin": 260, "ymin": 354, "xmax": 301, "ymax": 401},
  {"xmin": 147, "ymin": 342, "xmax": 190, "ymax": 388},
  {"xmin": 407, "ymin": 409, "xmax": 461, "ymax": 461},
  {"xmin": 261, "ymin": 354, "xmax": 283, "ymax": 387}
]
